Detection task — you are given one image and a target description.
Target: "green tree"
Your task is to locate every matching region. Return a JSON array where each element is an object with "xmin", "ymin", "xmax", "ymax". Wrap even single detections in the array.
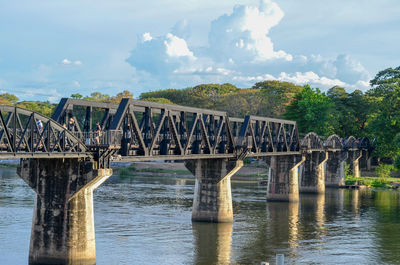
[
  {"xmin": 367, "ymin": 66, "xmax": 400, "ymax": 159},
  {"xmin": 84, "ymin": 92, "xmax": 110, "ymax": 102},
  {"xmin": 71, "ymin": 93, "xmax": 83, "ymax": 99},
  {"xmin": 327, "ymin": 86, "xmax": 371, "ymax": 137},
  {"xmin": 188, "ymin": 83, "xmax": 239, "ymax": 109},
  {"xmin": 0, "ymin": 93, "xmax": 19, "ymax": 105},
  {"xmin": 219, "ymin": 89, "xmax": 264, "ymax": 117},
  {"xmin": 140, "ymin": 88, "xmax": 192, "ymax": 105},
  {"xmin": 109, "ymin": 90, "xmax": 133, "ymax": 103},
  {"xmin": 17, "ymin": 101, "xmax": 55, "ymax": 117},
  {"xmin": 284, "ymin": 85, "xmax": 334, "ymax": 135},
  {"xmin": 369, "ymin": 66, "xmax": 400, "ymax": 96},
  {"xmin": 141, "ymin": 97, "xmax": 174, "ymax": 104},
  {"xmin": 252, "ymin": 80, "xmax": 303, "ymax": 117}
]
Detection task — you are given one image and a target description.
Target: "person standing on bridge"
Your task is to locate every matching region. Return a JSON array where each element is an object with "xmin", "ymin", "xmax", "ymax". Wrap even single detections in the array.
[
  {"xmin": 94, "ymin": 122, "xmax": 102, "ymax": 145},
  {"xmin": 68, "ymin": 117, "xmax": 76, "ymax": 132},
  {"xmin": 36, "ymin": 119, "xmax": 43, "ymax": 133},
  {"xmin": 122, "ymin": 123, "xmax": 131, "ymax": 155}
]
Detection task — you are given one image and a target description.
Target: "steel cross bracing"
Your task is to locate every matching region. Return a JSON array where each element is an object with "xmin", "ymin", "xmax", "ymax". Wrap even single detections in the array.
[
  {"xmin": 0, "ymin": 98, "xmax": 372, "ymax": 162},
  {"xmin": 0, "ymin": 105, "xmax": 89, "ymax": 158},
  {"xmin": 50, "ymin": 98, "xmax": 302, "ymax": 161}
]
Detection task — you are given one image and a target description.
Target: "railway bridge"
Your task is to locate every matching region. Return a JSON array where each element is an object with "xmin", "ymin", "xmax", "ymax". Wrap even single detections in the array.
[{"xmin": 0, "ymin": 98, "xmax": 371, "ymax": 265}]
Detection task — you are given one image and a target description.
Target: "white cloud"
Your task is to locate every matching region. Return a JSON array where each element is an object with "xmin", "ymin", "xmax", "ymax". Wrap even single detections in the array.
[
  {"xmin": 126, "ymin": 0, "xmax": 371, "ymax": 92},
  {"xmin": 333, "ymin": 54, "xmax": 370, "ymax": 84},
  {"xmin": 142, "ymin": 32, "xmax": 153, "ymax": 42},
  {"xmin": 62, "ymin": 58, "xmax": 71, "ymax": 65},
  {"xmin": 61, "ymin": 58, "xmax": 83, "ymax": 66},
  {"xmin": 208, "ymin": 0, "xmax": 292, "ymax": 63},
  {"xmin": 126, "ymin": 32, "xmax": 196, "ymax": 79},
  {"xmin": 164, "ymin": 33, "xmax": 195, "ymax": 58}
]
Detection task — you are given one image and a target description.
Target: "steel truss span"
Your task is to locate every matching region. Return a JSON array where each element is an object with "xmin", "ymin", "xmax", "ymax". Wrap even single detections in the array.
[
  {"xmin": 0, "ymin": 98, "xmax": 372, "ymax": 162},
  {"xmin": 0, "ymin": 105, "xmax": 89, "ymax": 158}
]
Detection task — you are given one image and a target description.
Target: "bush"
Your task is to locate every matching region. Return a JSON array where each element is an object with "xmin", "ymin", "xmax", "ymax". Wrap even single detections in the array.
[
  {"xmin": 375, "ymin": 164, "xmax": 394, "ymax": 179},
  {"xmin": 344, "ymin": 162, "xmax": 353, "ymax": 178}
]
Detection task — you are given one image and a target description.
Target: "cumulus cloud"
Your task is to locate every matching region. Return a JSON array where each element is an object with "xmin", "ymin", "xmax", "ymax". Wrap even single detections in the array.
[
  {"xmin": 127, "ymin": 32, "xmax": 196, "ymax": 79},
  {"xmin": 62, "ymin": 58, "xmax": 71, "ymax": 65},
  {"xmin": 333, "ymin": 54, "xmax": 370, "ymax": 84},
  {"xmin": 125, "ymin": 0, "xmax": 371, "ymax": 91},
  {"xmin": 208, "ymin": 0, "xmax": 292, "ymax": 63}
]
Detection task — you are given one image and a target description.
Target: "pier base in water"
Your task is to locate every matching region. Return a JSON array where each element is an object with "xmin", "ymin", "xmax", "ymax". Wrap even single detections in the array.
[
  {"xmin": 185, "ymin": 159, "xmax": 243, "ymax": 222},
  {"xmin": 300, "ymin": 152, "xmax": 328, "ymax": 194},
  {"xmin": 266, "ymin": 155, "xmax": 305, "ymax": 202},
  {"xmin": 18, "ymin": 158, "xmax": 112, "ymax": 265}
]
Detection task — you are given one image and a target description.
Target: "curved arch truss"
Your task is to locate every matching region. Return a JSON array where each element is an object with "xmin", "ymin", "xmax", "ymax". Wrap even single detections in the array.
[
  {"xmin": 0, "ymin": 106, "xmax": 89, "ymax": 158},
  {"xmin": 300, "ymin": 132, "xmax": 323, "ymax": 150},
  {"xmin": 324, "ymin": 134, "xmax": 344, "ymax": 149}
]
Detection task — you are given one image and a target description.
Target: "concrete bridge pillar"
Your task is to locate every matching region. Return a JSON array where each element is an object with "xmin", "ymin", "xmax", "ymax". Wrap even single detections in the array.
[
  {"xmin": 325, "ymin": 151, "xmax": 347, "ymax": 187},
  {"xmin": 359, "ymin": 150, "xmax": 371, "ymax": 171},
  {"xmin": 265, "ymin": 155, "xmax": 305, "ymax": 202},
  {"xmin": 17, "ymin": 158, "xmax": 112, "ymax": 265},
  {"xmin": 299, "ymin": 152, "xmax": 328, "ymax": 193},
  {"xmin": 184, "ymin": 159, "xmax": 243, "ymax": 222},
  {"xmin": 348, "ymin": 151, "xmax": 362, "ymax": 178}
]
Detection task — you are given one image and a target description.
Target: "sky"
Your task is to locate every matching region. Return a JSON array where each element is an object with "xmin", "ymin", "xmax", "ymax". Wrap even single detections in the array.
[{"xmin": 0, "ymin": 0, "xmax": 399, "ymax": 102}]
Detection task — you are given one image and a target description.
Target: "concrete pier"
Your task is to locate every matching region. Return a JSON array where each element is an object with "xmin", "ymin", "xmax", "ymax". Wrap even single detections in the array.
[
  {"xmin": 184, "ymin": 159, "xmax": 243, "ymax": 222},
  {"xmin": 18, "ymin": 158, "xmax": 112, "ymax": 265},
  {"xmin": 325, "ymin": 151, "xmax": 347, "ymax": 187},
  {"xmin": 266, "ymin": 155, "xmax": 305, "ymax": 202},
  {"xmin": 348, "ymin": 151, "xmax": 362, "ymax": 178},
  {"xmin": 299, "ymin": 152, "xmax": 328, "ymax": 193},
  {"xmin": 359, "ymin": 149, "xmax": 371, "ymax": 171}
]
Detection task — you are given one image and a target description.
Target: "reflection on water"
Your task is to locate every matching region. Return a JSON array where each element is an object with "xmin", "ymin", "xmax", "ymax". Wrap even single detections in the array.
[
  {"xmin": 288, "ymin": 202, "xmax": 299, "ymax": 250},
  {"xmin": 192, "ymin": 222, "xmax": 233, "ymax": 265},
  {"xmin": 1, "ymin": 168, "xmax": 400, "ymax": 265}
]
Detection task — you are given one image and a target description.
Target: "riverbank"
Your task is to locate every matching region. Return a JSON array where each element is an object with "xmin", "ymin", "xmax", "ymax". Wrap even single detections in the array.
[
  {"xmin": 114, "ymin": 161, "xmax": 269, "ymax": 181},
  {"xmin": 2, "ymin": 158, "xmax": 399, "ymax": 189},
  {"xmin": 345, "ymin": 175, "xmax": 400, "ymax": 190}
]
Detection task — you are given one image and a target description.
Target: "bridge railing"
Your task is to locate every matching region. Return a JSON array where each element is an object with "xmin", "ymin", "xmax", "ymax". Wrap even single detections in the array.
[{"xmin": 72, "ymin": 130, "xmax": 122, "ymax": 148}]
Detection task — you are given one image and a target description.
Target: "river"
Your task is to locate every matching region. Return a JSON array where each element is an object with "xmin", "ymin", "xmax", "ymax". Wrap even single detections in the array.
[{"xmin": 1, "ymin": 166, "xmax": 400, "ymax": 265}]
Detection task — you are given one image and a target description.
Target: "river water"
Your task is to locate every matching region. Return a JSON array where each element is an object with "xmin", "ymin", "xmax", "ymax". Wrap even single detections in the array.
[{"xmin": 1, "ymin": 166, "xmax": 400, "ymax": 265}]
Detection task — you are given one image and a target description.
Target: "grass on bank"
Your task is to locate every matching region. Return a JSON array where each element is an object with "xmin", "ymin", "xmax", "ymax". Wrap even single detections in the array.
[
  {"xmin": 116, "ymin": 165, "xmax": 190, "ymax": 177},
  {"xmin": 0, "ymin": 162, "xmax": 19, "ymax": 168},
  {"xmin": 345, "ymin": 164, "xmax": 400, "ymax": 189},
  {"xmin": 344, "ymin": 175, "xmax": 400, "ymax": 188}
]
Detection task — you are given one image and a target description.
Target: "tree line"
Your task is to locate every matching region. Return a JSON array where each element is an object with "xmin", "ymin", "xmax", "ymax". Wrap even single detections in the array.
[{"xmin": 1, "ymin": 66, "xmax": 399, "ymax": 164}]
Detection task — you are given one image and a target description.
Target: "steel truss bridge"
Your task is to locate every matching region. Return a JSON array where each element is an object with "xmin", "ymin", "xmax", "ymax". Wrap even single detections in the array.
[{"xmin": 0, "ymin": 98, "xmax": 372, "ymax": 166}]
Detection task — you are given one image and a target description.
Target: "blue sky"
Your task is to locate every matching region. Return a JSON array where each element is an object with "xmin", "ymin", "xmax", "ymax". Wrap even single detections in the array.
[{"xmin": 0, "ymin": 0, "xmax": 399, "ymax": 102}]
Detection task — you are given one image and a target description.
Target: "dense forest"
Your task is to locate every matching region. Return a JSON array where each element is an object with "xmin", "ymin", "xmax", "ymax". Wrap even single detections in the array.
[{"xmin": 1, "ymin": 66, "xmax": 400, "ymax": 164}]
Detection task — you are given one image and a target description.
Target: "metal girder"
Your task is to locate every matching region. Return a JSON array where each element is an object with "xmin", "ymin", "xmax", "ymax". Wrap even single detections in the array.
[
  {"xmin": 238, "ymin": 115, "xmax": 300, "ymax": 153},
  {"xmin": 51, "ymin": 98, "xmax": 118, "ymax": 133},
  {"xmin": 0, "ymin": 98, "xmax": 373, "ymax": 162},
  {"xmin": 0, "ymin": 105, "xmax": 89, "ymax": 158},
  {"xmin": 109, "ymin": 98, "xmax": 236, "ymax": 158}
]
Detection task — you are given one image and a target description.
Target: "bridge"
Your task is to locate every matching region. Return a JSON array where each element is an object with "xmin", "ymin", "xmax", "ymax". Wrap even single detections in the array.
[{"xmin": 0, "ymin": 98, "xmax": 372, "ymax": 265}]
